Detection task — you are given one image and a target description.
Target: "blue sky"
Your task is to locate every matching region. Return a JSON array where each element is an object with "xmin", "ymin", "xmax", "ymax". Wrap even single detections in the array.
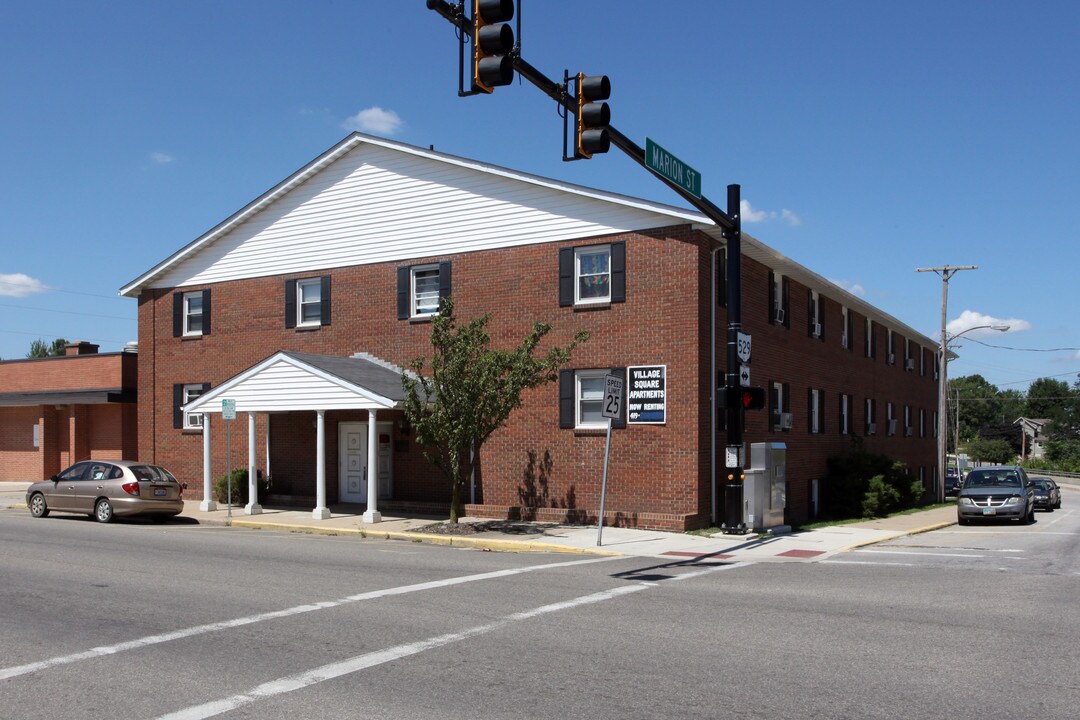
[{"xmin": 1, "ymin": 1, "xmax": 1077, "ymax": 393}]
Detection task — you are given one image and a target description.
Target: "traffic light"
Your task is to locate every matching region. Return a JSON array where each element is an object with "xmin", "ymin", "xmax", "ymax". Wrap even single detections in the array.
[
  {"xmin": 725, "ymin": 386, "xmax": 767, "ymax": 410},
  {"xmin": 473, "ymin": 0, "xmax": 515, "ymax": 93},
  {"xmin": 576, "ymin": 73, "xmax": 611, "ymax": 158}
]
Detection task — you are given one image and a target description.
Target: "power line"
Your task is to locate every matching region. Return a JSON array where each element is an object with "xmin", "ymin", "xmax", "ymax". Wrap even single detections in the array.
[
  {"xmin": 963, "ymin": 336, "xmax": 1080, "ymax": 353},
  {"xmin": 0, "ymin": 301, "xmax": 133, "ymax": 321}
]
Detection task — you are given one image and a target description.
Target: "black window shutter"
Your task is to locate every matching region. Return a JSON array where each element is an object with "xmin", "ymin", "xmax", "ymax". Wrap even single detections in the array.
[
  {"xmin": 397, "ymin": 266, "xmax": 410, "ymax": 319},
  {"xmin": 767, "ymin": 271, "xmax": 775, "ymax": 324},
  {"xmin": 559, "ymin": 369, "xmax": 575, "ymax": 428},
  {"xmin": 284, "ymin": 279, "xmax": 297, "ymax": 329},
  {"xmin": 819, "ymin": 391, "xmax": 826, "ymax": 434},
  {"xmin": 783, "ymin": 382, "xmax": 791, "ymax": 418},
  {"xmin": 438, "ymin": 261, "xmax": 452, "ymax": 306},
  {"xmin": 320, "ymin": 276, "xmax": 331, "ymax": 326},
  {"xmin": 202, "ymin": 289, "xmax": 212, "ymax": 336},
  {"xmin": 173, "ymin": 292, "xmax": 183, "ymax": 337},
  {"xmin": 173, "ymin": 384, "xmax": 183, "ymax": 428},
  {"xmin": 610, "ymin": 242, "xmax": 626, "ymax": 303},
  {"xmin": 782, "ymin": 278, "xmax": 791, "ymax": 328},
  {"xmin": 610, "ymin": 366, "xmax": 627, "ymax": 429},
  {"xmin": 559, "ymin": 248, "xmax": 574, "ymax": 307},
  {"xmin": 807, "ymin": 289, "xmax": 814, "ymax": 336},
  {"xmin": 838, "ymin": 394, "xmax": 845, "ymax": 435}
]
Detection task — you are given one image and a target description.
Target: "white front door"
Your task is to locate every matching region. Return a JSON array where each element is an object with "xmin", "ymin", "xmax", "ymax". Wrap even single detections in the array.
[{"xmin": 339, "ymin": 422, "xmax": 367, "ymax": 503}]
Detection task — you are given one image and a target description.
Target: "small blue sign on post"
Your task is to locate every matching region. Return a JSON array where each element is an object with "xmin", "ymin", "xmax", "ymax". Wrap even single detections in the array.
[{"xmin": 221, "ymin": 398, "xmax": 236, "ymax": 421}]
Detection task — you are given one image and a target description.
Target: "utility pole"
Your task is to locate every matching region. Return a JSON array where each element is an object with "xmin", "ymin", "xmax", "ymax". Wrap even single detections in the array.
[{"xmin": 916, "ymin": 264, "xmax": 977, "ymax": 502}]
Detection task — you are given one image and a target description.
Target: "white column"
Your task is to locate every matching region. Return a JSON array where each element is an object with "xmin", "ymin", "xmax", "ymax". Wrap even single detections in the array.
[
  {"xmin": 200, "ymin": 415, "xmax": 217, "ymax": 511},
  {"xmin": 363, "ymin": 409, "xmax": 381, "ymax": 523},
  {"xmin": 245, "ymin": 412, "xmax": 262, "ymax": 515},
  {"xmin": 313, "ymin": 410, "xmax": 331, "ymax": 519}
]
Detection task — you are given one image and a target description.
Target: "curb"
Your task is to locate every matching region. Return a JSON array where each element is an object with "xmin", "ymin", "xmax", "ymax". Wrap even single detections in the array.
[
  {"xmin": 228, "ymin": 519, "xmax": 622, "ymax": 556},
  {"xmin": 841, "ymin": 519, "xmax": 956, "ymax": 552}
]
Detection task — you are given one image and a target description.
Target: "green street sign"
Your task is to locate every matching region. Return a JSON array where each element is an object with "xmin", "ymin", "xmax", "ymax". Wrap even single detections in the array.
[{"xmin": 645, "ymin": 138, "xmax": 702, "ymax": 198}]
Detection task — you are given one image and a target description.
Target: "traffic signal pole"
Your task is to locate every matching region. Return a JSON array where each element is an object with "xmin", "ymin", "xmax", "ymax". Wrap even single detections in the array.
[{"xmin": 428, "ymin": 0, "xmax": 747, "ymax": 532}]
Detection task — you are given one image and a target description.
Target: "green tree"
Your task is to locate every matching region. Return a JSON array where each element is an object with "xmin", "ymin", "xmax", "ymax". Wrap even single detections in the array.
[
  {"xmin": 965, "ymin": 436, "xmax": 1015, "ymax": 465},
  {"xmin": 26, "ymin": 338, "xmax": 68, "ymax": 358},
  {"xmin": 949, "ymin": 374, "xmax": 1003, "ymax": 445},
  {"xmin": 402, "ymin": 297, "xmax": 588, "ymax": 523}
]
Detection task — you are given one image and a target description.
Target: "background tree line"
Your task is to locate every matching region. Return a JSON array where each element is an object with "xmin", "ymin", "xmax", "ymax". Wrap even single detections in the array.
[{"xmin": 950, "ymin": 373, "xmax": 1080, "ymax": 471}]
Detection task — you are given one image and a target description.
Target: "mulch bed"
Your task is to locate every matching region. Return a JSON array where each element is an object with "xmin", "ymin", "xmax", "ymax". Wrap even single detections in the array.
[{"xmin": 410, "ymin": 520, "xmax": 559, "ymax": 536}]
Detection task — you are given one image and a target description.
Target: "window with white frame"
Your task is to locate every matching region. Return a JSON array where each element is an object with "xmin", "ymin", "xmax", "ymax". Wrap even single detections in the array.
[
  {"xmin": 886, "ymin": 402, "xmax": 895, "ymax": 435},
  {"xmin": 809, "ymin": 290, "xmax": 822, "ymax": 337},
  {"xmin": 865, "ymin": 398, "xmax": 876, "ymax": 435},
  {"xmin": 297, "ymin": 278, "xmax": 322, "ymax": 326},
  {"xmin": 411, "ymin": 265, "xmax": 441, "ymax": 316},
  {"xmin": 183, "ymin": 384, "xmax": 205, "ymax": 430},
  {"xmin": 920, "ymin": 408, "xmax": 926, "ymax": 438},
  {"xmin": 771, "ymin": 381, "xmax": 785, "ymax": 430},
  {"xmin": 865, "ymin": 318, "xmax": 875, "ymax": 358},
  {"xmin": 575, "ymin": 245, "xmax": 611, "ymax": 304},
  {"xmin": 183, "ymin": 291, "xmax": 204, "ymax": 336},
  {"xmin": 770, "ymin": 272, "xmax": 788, "ymax": 325},
  {"xmin": 904, "ymin": 405, "xmax": 912, "ymax": 436},
  {"xmin": 809, "ymin": 388, "xmax": 822, "ymax": 433},
  {"xmin": 933, "ymin": 410, "xmax": 939, "ymax": 437},
  {"xmin": 575, "ymin": 370, "xmax": 608, "ymax": 428},
  {"xmin": 887, "ymin": 330, "xmax": 895, "ymax": 365},
  {"xmin": 841, "ymin": 306, "xmax": 850, "ymax": 349},
  {"xmin": 840, "ymin": 393, "xmax": 850, "ymax": 435}
]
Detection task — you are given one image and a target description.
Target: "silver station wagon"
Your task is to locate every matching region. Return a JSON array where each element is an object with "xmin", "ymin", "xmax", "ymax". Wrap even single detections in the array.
[{"xmin": 26, "ymin": 460, "xmax": 187, "ymax": 523}]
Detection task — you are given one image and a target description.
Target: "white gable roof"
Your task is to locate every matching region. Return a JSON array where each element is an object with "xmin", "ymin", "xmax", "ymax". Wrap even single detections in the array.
[{"xmin": 119, "ymin": 133, "xmax": 702, "ymax": 297}]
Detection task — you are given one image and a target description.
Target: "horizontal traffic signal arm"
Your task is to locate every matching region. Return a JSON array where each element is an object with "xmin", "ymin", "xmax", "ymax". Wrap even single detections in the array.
[{"xmin": 425, "ymin": 0, "xmax": 736, "ymax": 233}]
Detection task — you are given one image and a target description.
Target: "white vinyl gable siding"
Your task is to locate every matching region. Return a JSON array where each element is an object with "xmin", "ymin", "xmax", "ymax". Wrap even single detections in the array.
[
  {"xmin": 149, "ymin": 143, "xmax": 677, "ymax": 291},
  {"xmin": 185, "ymin": 357, "xmax": 394, "ymax": 413}
]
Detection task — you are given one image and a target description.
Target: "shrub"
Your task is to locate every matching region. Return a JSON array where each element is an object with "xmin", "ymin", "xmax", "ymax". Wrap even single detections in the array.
[
  {"xmin": 824, "ymin": 440, "xmax": 926, "ymax": 519},
  {"xmin": 862, "ymin": 475, "xmax": 900, "ymax": 518},
  {"xmin": 214, "ymin": 468, "xmax": 267, "ymax": 506}
]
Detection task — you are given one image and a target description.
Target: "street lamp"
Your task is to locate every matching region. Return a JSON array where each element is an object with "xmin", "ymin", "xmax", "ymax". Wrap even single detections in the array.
[{"xmin": 938, "ymin": 323, "xmax": 1008, "ymax": 500}]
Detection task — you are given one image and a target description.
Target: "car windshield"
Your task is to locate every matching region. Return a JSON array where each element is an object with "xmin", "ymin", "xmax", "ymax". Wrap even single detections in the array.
[
  {"xmin": 1029, "ymin": 480, "xmax": 1049, "ymax": 491},
  {"xmin": 964, "ymin": 470, "xmax": 1021, "ymax": 488}
]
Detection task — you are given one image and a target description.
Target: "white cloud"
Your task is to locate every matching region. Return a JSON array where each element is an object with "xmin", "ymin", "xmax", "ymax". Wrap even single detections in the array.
[
  {"xmin": 829, "ymin": 278, "xmax": 866, "ymax": 297},
  {"xmin": 946, "ymin": 309, "xmax": 1032, "ymax": 337},
  {"xmin": 150, "ymin": 152, "xmax": 174, "ymax": 164},
  {"xmin": 740, "ymin": 200, "xmax": 801, "ymax": 226},
  {"xmin": 0, "ymin": 273, "xmax": 49, "ymax": 297},
  {"xmin": 343, "ymin": 106, "xmax": 403, "ymax": 135}
]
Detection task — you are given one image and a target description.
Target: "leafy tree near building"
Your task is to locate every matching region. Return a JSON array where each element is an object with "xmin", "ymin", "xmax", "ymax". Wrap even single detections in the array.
[
  {"xmin": 26, "ymin": 338, "xmax": 68, "ymax": 358},
  {"xmin": 402, "ymin": 297, "xmax": 588, "ymax": 523}
]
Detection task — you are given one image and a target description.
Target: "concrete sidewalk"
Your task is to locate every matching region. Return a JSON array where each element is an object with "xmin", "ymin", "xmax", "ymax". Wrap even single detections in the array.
[{"xmin": 1, "ymin": 480, "xmax": 958, "ymax": 562}]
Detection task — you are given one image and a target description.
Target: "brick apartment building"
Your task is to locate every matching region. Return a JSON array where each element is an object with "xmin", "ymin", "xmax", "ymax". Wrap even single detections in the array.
[
  {"xmin": 0, "ymin": 342, "xmax": 138, "ymax": 481},
  {"xmin": 119, "ymin": 133, "xmax": 938, "ymax": 530}
]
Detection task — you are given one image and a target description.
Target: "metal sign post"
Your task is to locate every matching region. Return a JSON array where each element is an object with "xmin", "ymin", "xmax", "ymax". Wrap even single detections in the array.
[
  {"xmin": 222, "ymin": 399, "xmax": 236, "ymax": 518},
  {"xmin": 597, "ymin": 374, "xmax": 624, "ymax": 546}
]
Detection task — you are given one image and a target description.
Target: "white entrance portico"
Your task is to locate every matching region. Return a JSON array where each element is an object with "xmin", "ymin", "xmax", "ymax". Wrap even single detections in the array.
[{"xmin": 184, "ymin": 351, "xmax": 419, "ymax": 522}]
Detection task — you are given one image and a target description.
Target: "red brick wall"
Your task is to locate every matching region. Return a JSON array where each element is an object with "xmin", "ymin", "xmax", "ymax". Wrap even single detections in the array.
[
  {"xmin": 137, "ymin": 224, "xmax": 935, "ymax": 529},
  {"xmin": 0, "ymin": 353, "xmax": 129, "ymax": 392},
  {"xmin": 0, "ymin": 407, "xmax": 43, "ymax": 480}
]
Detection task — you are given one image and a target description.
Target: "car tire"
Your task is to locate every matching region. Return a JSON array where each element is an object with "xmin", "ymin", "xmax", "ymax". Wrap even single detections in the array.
[
  {"xmin": 957, "ymin": 516, "xmax": 969, "ymax": 526},
  {"xmin": 28, "ymin": 493, "xmax": 50, "ymax": 518},
  {"xmin": 94, "ymin": 498, "xmax": 114, "ymax": 524}
]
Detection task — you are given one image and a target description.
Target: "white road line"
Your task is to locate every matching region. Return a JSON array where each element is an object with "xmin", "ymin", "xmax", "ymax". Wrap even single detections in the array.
[
  {"xmin": 0, "ymin": 555, "xmax": 619, "ymax": 681},
  {"xmin": 851, "ymin": 557, "xmax": 989, "ymax": 561},
  {"xmin": 670, "ymin": 561, "xmax": 752, "ymax": 581},
  {"xmin": 820, "ymin": 560, "xmax": 915, "ymax": 567},
  {"xmin": 154, "ymin": 584, "xmax": 651, "ymax": 720}
]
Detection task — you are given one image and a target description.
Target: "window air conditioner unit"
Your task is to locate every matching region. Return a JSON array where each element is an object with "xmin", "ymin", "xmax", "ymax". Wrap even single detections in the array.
[
  {"xmin": 841, "ymin": 332, "xmax": 848, "ymax": 347},
  {"xmin": 774, "ymin": 307, "xmax": 785, "ymax": 324},
  {"xmin": 780, "ymin": 412, "xmax": 794, "ymax": 430},
  {"xmin": 813, "ymin": 322, "xmax": 822, "ymax": 337},
  {"xmin": 905, "ymin": 358, "xmax": 915, "ymax": 371},
  {"xmin": 868, "ymin": 422, "xmax": 877, "ymax": 435},
  {"xmin": 888, "ymin": 419, "xmax": 898, "ymax": 435},
  {"xmin": 905, "ymin": 427, "xmax": 914, "ymax": 437},
  {"xmin": 888, "ymin": 353, "xmax": 896, "ymax": 365}
]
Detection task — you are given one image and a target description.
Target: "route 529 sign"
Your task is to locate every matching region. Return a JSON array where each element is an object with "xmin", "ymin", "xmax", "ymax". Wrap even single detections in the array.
[{"xmin": 602, "ymin": 375, "xmax": 624, "ymax": 420}]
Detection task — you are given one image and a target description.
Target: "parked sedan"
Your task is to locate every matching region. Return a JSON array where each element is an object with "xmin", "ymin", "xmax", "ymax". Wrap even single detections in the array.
[
  {"xmin": 956, "ymin": 465, "xmax": 1035, "ymax": 525},
  {"xmin": 1028, "ymin": 476, "xmax": 1062, "ymax": 511},
  {"xmin": 26, "ymin": 460, "xmax": 186, "ymax": 523}
]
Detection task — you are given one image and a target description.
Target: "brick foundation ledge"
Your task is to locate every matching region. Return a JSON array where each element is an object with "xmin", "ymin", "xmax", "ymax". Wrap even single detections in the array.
[{"xmin": 464, "ymin": 504, "xmax": 702, "ymax": 532}]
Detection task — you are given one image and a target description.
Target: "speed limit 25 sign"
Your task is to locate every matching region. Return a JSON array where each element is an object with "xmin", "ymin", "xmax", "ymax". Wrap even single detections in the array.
[{"xmin": 602, "ymin": 375, "xmax": 624, "ymax": 420}]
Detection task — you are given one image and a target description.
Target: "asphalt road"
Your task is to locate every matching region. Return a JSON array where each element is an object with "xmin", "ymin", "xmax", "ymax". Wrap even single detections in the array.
[{"xmin": 2, "ymin": 509, "xmax": 1078, "ymax": 720}]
